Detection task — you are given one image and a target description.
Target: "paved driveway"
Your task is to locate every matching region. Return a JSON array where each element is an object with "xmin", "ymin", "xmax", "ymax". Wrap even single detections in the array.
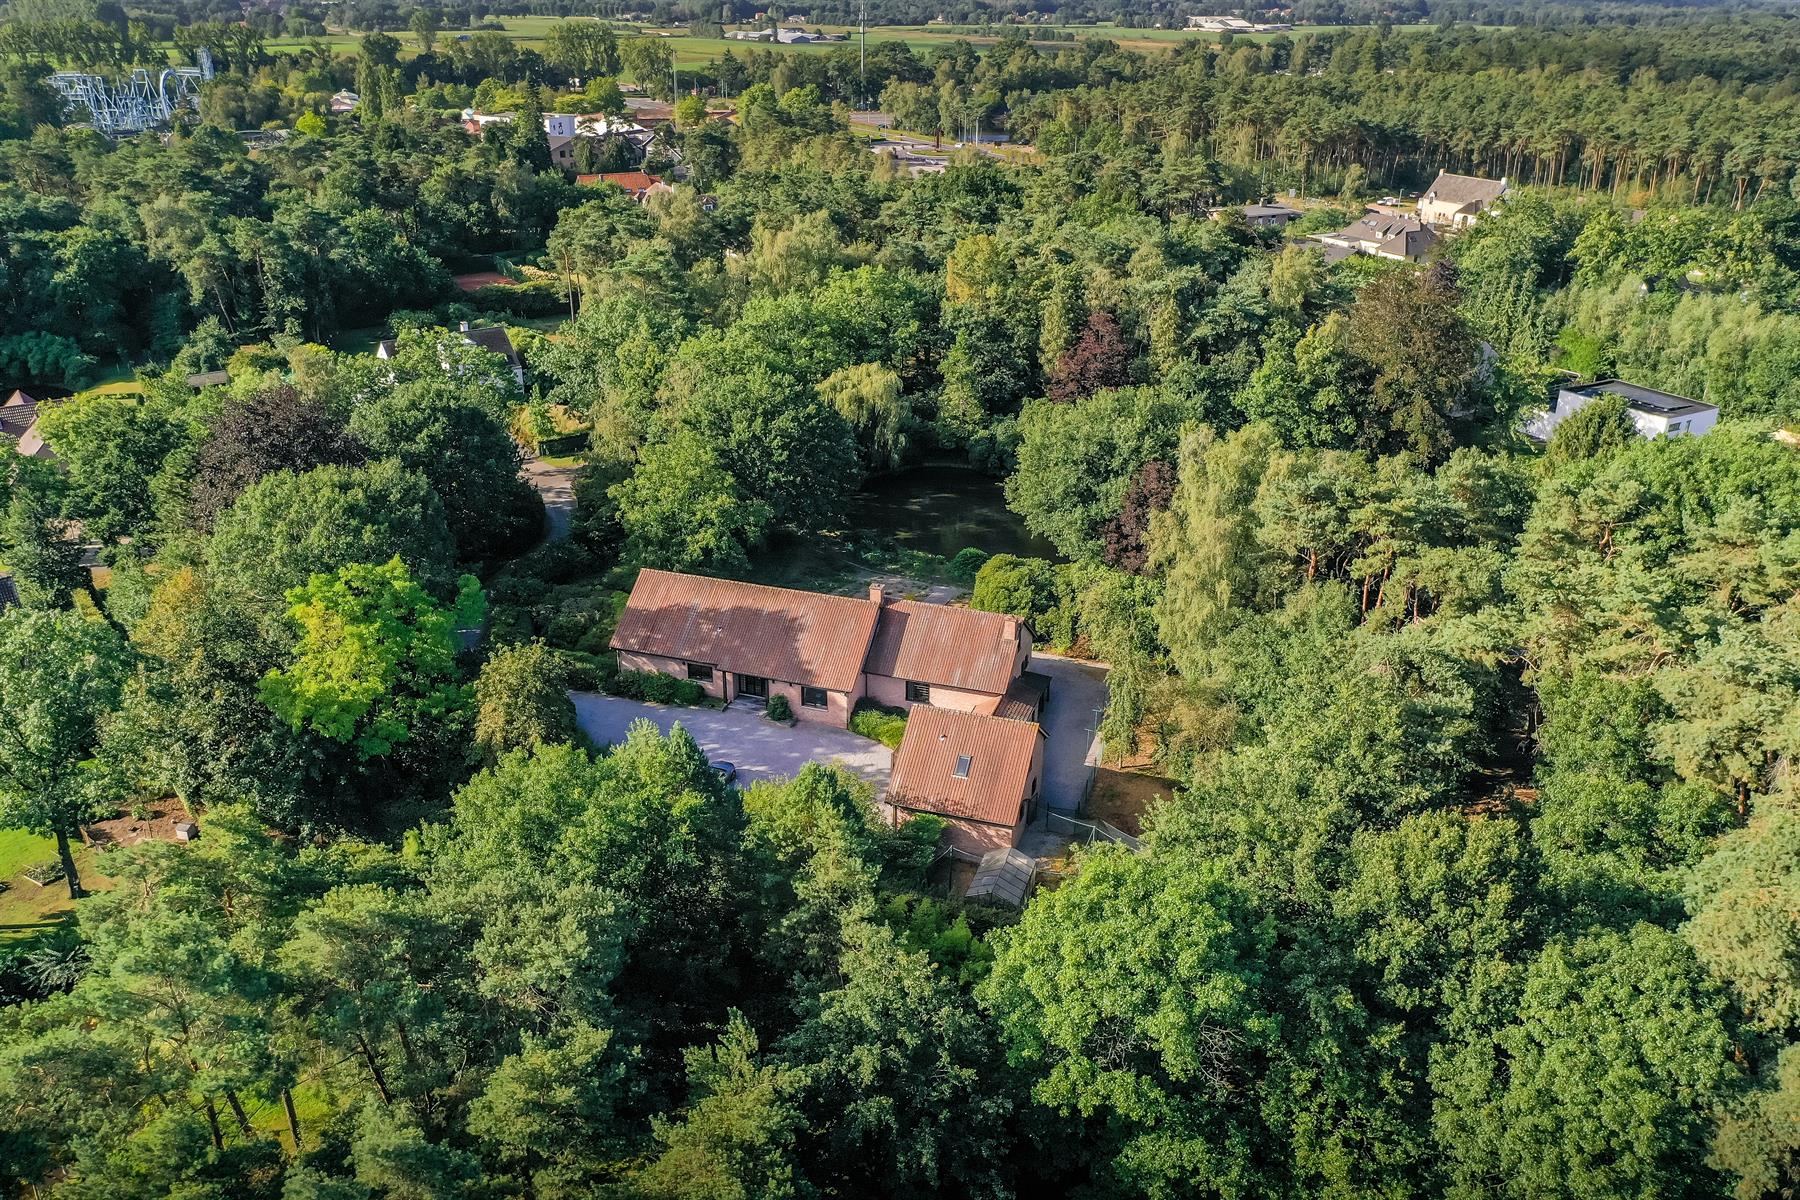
[
  {"xmin": 570, "ymin": 693, "xmax": 892, "ymax": 790},
  {"xmin": 1030, "ymin": 652, "xmax": 1110, "ymax": 813},
  {"xmin": 522, "ymin": 459, "xmax": 578, "ymax": 541}
]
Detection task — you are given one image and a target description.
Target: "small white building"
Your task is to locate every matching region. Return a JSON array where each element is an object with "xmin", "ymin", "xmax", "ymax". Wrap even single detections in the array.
[{"xmin": 1525, "ymin": 379, "xmax": 1719, "ymax": 442}]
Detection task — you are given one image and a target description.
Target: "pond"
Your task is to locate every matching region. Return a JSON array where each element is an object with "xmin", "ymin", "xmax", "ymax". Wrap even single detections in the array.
[{"xmin": 852, "ymin": 465, "xmax": 1061, "ymax": 562}]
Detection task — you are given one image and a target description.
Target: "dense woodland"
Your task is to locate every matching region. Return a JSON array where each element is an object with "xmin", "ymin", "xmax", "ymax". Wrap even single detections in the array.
[{"xmin": 1, "ymin": 3, "xmax": 1799, "ymax": 1198}]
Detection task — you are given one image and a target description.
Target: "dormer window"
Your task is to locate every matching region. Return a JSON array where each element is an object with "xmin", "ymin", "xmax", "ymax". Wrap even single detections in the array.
[{"xmin": 953, "ymin": 755, "xmax": 972, "ymax": 779}]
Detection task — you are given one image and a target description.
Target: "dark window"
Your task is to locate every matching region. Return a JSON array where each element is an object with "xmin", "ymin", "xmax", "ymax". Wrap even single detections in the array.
[
  {"xmin": 686, "ymin": 662, "xmax": 713, "ymax": 682},
  {"xmin": 953, "ymin": 755, "xmax": 973, "ymax": 779},
  {"xmin": 737, "ymin": 675, "xmax": 767, "ymax": 699},
  {"xmin": 905, "ymin": 680, "xmax": 931, "ymax": 703},
  {"xmin": 801, "ymin": 686, "xmax": 828, "ymax": 709}
]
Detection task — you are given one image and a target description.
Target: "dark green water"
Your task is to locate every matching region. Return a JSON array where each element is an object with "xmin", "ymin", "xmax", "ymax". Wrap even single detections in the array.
[{"xmin": 853, "ymin": 466, "xmax": 1060, "ymax": 561}]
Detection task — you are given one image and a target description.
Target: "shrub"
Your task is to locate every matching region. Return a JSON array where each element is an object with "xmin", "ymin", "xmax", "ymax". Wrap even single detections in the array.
[
  {"xmin": 949, "ymin": 547, "xmax": 989, "ymax": 585},
  {"xmin": 971, "ymin": 553, "xmax": 1058, "ymax": 626},
  {"xmin": 609, "ymin": 668, "xmax": 705, "ymax": 706},
  {"xmin": 766, "ymin": 694, "xmax": 794, "ymax": 722},
  {"xmin": 850, "ymin": 701, "xmax": 908, "ymax": 749},
  {"xmin": 562, "ymin": 651, "xmax": 607, "ymax": 692}
]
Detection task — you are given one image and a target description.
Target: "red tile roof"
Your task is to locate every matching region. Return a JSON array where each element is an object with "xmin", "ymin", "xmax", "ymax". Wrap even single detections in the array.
[
  {"xmin": 864, "ymin": 601, "xmax": 1021, "ymax": 695},
  {"xmin": 888, "ymin": 707, "xmax": 1040, "ymax": 826},
  {"xmin": 580, "ymin": 170, "xmax": 662, "ymax": 193},
  {"xmin": 611, "ymin": 569, "xmax": 880, "ymax": 693}
]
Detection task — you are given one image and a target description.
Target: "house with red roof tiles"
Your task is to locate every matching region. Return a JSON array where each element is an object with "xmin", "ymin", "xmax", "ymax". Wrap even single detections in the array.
[{"xmin": 610, "ymin": 569, "xmax": 1034, "ymax": 728}]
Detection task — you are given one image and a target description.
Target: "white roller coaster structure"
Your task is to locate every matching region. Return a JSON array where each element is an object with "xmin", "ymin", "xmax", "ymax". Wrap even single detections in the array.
[{"xmin": 50, "ymin": 47, "xmax": 213, "ymax": 136}]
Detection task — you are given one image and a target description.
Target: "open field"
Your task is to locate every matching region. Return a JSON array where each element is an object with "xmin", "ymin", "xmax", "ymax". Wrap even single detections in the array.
[{"xmin": 218, "ymin": 17, "xmax": 1458, "ymax": 70}]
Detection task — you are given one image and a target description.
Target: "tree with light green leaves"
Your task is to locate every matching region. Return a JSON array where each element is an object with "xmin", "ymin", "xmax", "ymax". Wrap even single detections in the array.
[
  {"xmin": 1150, "ymin": 423, "xmax": 1281, "ymax": 679},
  {"xmin": 260, "ymin": 557, "xmax": 483, "ymax": 761},
  {"xmin": 816, "ymin": 363, "xmax": 908, "ymax": 471},
  {"xmin": 639, "ymin": 1010, "xmax": 811, "ymax": 1200},
  {"xmin": 780, "ymin": 922, "xmax": 1014, "ymax": 1197},
  {"xmin": 980, "ymin": 847, "xmax": 1280, "ymax": 1197},
  {"xmin": 610, "ymin": 430, "xmax": 771, "ymax": 572},
  {"xmin": 33, "ymin": 391, "xmax": 193, "ymax": 543},
  {"xmin": 207, "ymin": 460, "xmax": 458, "ymax": 624},
  {"xmin": 347, "ymin": 383, "xmax": 542, "ymax": 564},
  {"xmin": 2, "ymin": 463, "xmax": 86, "ymax": 608}
]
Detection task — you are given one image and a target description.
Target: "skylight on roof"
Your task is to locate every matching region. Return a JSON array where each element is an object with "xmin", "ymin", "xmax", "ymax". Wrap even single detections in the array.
[{"xmin": 953, "ymin": 755, "xmax": 972, "ymax": 779}]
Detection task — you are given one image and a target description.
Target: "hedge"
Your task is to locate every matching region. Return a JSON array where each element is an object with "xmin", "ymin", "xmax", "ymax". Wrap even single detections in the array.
[
  {"xmin": 608, "ymin": 668, "xmax": 707, "ymax": 706},
  {"xmin": 467, "ymin": 279, "xmax": 568, "ymax": 317},
  {"xmin": 849, "ymin": 702, "xmax": 908, "ymax": 749}
]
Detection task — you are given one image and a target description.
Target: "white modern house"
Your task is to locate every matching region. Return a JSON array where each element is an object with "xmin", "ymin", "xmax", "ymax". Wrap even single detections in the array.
[{"xmin": 1525, "ymin": 379, "xmax": 1719, "ymax": 441}]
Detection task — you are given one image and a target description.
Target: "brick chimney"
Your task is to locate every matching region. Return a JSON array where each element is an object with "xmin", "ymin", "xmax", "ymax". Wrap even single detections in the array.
[{"xmin": 868, "ymin": 582, "xmax": 886, "ymax": 605}]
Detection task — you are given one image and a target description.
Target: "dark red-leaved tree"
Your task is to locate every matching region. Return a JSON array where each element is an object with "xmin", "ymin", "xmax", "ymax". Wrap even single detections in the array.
[
  {"xmin": 1048, "ymin": 311, "xmax": 1132, "ymax": 403},
  {"xmin": 189, "ymin": 386, "xmax": 364, "ymax": 532},
  {"xmin": 1101, "ymin": 458, "xmax": 1176, "ymax": 574}
]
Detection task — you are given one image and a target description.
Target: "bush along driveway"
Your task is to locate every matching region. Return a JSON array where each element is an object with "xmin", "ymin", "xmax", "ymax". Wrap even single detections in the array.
[{"xmin": 570, "ymin": 693, "xmax": 893, "ymax": 790}]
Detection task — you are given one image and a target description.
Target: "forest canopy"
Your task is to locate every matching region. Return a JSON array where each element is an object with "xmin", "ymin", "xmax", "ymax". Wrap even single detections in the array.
[{"xmin": 2, "ymin": 4, "xmax": 1800, "ymax": 1198}]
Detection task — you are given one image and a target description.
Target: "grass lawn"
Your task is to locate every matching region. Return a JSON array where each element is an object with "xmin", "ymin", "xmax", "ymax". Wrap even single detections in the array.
[
  {"xmin": 70, "ymin": 361, "xmax": 144, "ymax": 402},
  {"xmin": 0, "ymin": 828, "xmax": 113, "ymax": 944},
  {"xmin": 0, "ymin": 827, "xmax": 56, "ymax": 880},
  {"xmin": 247, "ymin": 1080, "xmax": 338, "ymax": 1151},
  {"xmin": 331, "ymin": 325, "xmax": 387, "ymax": 355}
]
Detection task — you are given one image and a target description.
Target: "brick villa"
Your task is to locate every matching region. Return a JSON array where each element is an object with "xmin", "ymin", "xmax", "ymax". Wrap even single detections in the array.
[
  {"xmin": 612, "ymin": 569, "xmax": 1036, "ymax": 725},
  {"xmin": 611, "ymin": 569, "xmax": 1051, "ymax": 852}
]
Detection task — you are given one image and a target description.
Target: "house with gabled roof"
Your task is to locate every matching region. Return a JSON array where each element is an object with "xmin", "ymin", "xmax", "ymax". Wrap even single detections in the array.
[
  {"xmin": 376, "ymin": 321, "xmax": 524, "ymax": 387},
  {"xmin": 577, "ymin": 170, "xmax": 675, "ymax": 202},
  {"xmin": 1418, "ymin": 171, "xmax": 1507, "ymax": 228},
  {"xmin": 610, "ymin": 569, "xmax": 1034, "ymax": 728},
  {"xmin": 2, "ymin": 390, "xmax": 57, "ymax": 459},
  {"xmin": 1314, "ymin": 211, "xmax": 1441, "ymax": 263}
]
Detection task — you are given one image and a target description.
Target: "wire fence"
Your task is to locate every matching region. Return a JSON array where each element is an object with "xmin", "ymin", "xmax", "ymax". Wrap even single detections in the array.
[{"xmin": 1045, "ymin": 810, "xmax": 1144, "ymax": 853}]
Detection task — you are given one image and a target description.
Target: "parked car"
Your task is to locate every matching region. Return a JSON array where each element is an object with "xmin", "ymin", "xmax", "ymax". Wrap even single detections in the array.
[{"xmin": 712, "ymin": 761, "xmax": 738, "ymax": 786}]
